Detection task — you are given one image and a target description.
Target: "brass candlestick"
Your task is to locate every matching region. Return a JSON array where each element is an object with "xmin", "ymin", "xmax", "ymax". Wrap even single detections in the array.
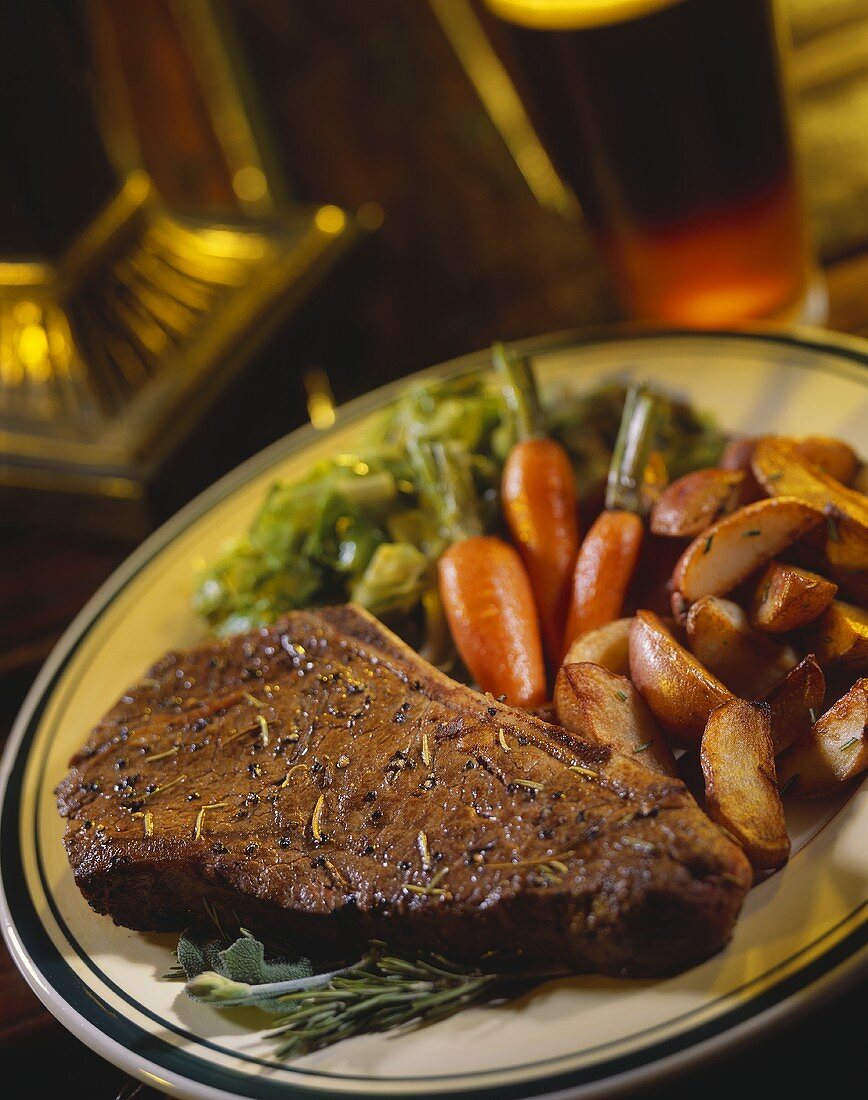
[
  {"xmin": 0, "ymin": 2, "xmax": 360, "ymax": 538},
  {"xmin": 0, "ymin": 171, "xmax": 357, "ymax": 537}
]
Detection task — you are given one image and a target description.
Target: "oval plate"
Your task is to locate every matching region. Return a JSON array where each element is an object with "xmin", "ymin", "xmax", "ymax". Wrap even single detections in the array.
[{"xmin": 1, "ymin": 328, "xmax": 866, "ymax": 1100}]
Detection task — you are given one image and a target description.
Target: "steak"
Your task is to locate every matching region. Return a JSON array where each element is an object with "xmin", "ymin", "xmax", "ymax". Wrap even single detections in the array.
[{"xmin": 57, "ymin": 605, "xmax": 751, "ymax": 978}]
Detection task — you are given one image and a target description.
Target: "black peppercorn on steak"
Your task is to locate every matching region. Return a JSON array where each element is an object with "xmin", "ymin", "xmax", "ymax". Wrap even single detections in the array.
[{"xmin": 56, "ymin": 604, "xmax": 751, "ymax": 978}]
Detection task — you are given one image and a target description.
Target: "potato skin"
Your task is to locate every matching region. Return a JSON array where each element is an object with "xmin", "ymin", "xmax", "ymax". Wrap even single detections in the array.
[
  {"xmin": 629, "ymin": 610, "xmax": 732, "ymax": 748},
  {"xmin": 777, "ymin": 679, "xmax": 868, "ymax": 797},
  {"xmin": 806, "ymin": 601, "xmax": 868, "ymax": 674},
  {"xmin": 650, "ymin": 469, "xmax": 744, "ymax": 538},
  {"xmin": 701, "ymin": 699, "xmax": 789, "ymax": 872},
  {"xmin": 751, "ymin": 562, "xmax": 837, "ymax": 634},
  {"xmin": 762, "ymin": 656, "xmax": 826, "ymax": 756},
  {"xmin": 562, "ymin": 618, "xmax": 632, "ymax": 676},
  {"xmin": 555, "ymin": 661, "xmax": 678, "ymax": 778},
  {"xmin": 672, "ymin": 497, "xmax": 823, "ymax": 604},
  {"xmin": 686, "ymin": 595, "xmax": 798, "ymax": 699}
]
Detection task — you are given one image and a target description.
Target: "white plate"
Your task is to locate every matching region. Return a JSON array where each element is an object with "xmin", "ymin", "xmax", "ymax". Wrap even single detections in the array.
[{"xmin": 1, "ymin": 327, "xmax": 866, "ymax": 1100}]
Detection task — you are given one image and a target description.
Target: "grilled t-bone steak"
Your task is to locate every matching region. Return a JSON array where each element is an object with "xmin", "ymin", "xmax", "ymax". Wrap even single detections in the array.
[{"xmin": 57, "ymin": 605, "xmax": 751, "ymax": 978}]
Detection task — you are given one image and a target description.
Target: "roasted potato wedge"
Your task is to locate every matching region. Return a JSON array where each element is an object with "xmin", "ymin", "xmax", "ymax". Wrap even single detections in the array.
[
  {"xmin": 720, "ymin": 436, "xmax": 756, "ymax": 472},
  {"xmin": 786, "ymin": 511, "xmax": 868, "ymax": 608},
  {"xmin": 777, "ymin": 679, "xmax": 868, "ymax": 797},
  {"xmin": 723, "ymin": 434, "xmax": 859, "ymax": 486},
  {"xmin": 752, "ymin": 436, "xmax": 868, "ymax": 524},
  {"xmin": 701, "ymin": 699, "xmax": 789, "ymax": 871},
  {"xmin": 751, "ymin": 561, "xmax": 838, "ymax": 633},
  {"xmin": 805, "ymin": 600, "xmax": 868, "ymax": 673},
  {"xmin": 561, "ymin": 618, "xmax": 633, "ymax": 676},
  {"xmin": 686, "ymin": 596, "xmax": 799, "ymax": 698},
  {"xmin": 629, "ymin": 610, "xmax": 732, "ymax": 747},
  {"xmin": 752, "ymin": 436, "xmax": 868, "ymax": 602},
  {"xmin": 762, "ymin": 655, "xmax": 826, "ymax": 755},
  {"xmin": 791, "ymin": 436, "xmax": 860, "ymax": 485},
  {"xmin": 649, "ymin": 469, "xmax": 745, "ymax": 538},
  {"xmin": 820, "ymin": 510, "xmax": 868, "ymax": 605},
  {"xmin": 672, "ymin": 496, "xmax": 823, "ymax": 604},
  {"xmin": 555, "ymin": 662, "xmax": 678, "ymax": 778},
  {"xmin": 719, "ymin": 437, "xmax": 763, "ymax": 507}
]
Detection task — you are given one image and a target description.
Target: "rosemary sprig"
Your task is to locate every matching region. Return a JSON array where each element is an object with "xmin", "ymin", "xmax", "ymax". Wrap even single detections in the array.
[
  {"xmin": 268, "ymin": 952, "xmax": 501, "ymax": 1059},
  {"xmin": 176, "ymin": 929, "xmax": 534, "ymax": 1059},
  {"xmin": 310, "ymin": 794, "xmax": 326, "ymax": 841},
  {"xmin": 569, "ymin": 764, "xmax": 599, "ymax": 780}
]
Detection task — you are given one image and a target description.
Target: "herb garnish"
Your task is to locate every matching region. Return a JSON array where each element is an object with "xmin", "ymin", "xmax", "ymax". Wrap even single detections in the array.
[
  {"xmin": 703, "ymin": 533, "xmax": 714, "ymax": 554},
  {"xmin": 569, "ymin": 764, "xmax": 599, "ymax": 779},
  {"xmin": 143, "ymin": 773, "xmax": 186, "ymax": 799},
  {"xmin": 193, "ymin": 801, "xmax": 228, "ymax": 841},
  {"xmin": 310, "ymin": 794, "xmax": 326, "ymax": 841},
  {"xmin": 620, "ymin": 836, "xmax": 656, "ymax": 853},
  {"xmin": 256, "ymin": 714, "xmax": 270, "ymax": 747},
  {"xmin": 404, "ymin": 883, "xmax": 448, "ymax": 897},
  {"xmin": 513, "ymin": 778, "xmax": 544, "ymax": 791},
  {"xmin": 417, "ymin": 829, "xmax": 432, "ymax": 868},
  {"xmin": 147, "ymin": 745, "xmax": 180, "ymax": 763},
  {"xmin": 281, "ymin": 763, "xmax": 308, "ymax": 788},
  {"xmin": 171, "ymin": 928, "xmax": 545, "ymax": 1059}
]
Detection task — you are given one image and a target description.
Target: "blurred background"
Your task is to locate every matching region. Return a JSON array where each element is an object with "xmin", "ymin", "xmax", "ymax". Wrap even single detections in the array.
[
  {"xmin": 5, "ymin": 0, "xmax": 868, "ymax": 542},
  {"xmin": 2, "ymin": 0, "xmax": 867, "ymax": 1091}
]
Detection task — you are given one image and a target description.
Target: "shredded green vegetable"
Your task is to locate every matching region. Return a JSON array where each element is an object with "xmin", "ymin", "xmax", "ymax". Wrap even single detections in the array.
[{"xmin": 192, "ymin": 356, "xmax": 725, "ymax": 646}]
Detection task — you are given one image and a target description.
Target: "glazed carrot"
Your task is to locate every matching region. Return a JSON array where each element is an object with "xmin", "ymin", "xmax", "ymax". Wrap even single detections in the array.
[
  {"xmin": 410, "ymin": 435, "xmax": 547, "ymax": 708},
  {"xmin": 493, "ymin": 342, "xmax": 580, "ymax": 666},
  {"xmin": 502, "ymin": 437, "xmax": 579, "ymax": 663},
  {"xmin": 560, "ymin": 383, "xmax": 656, "ymax": 652},
  {"xmin": 439, "ymin": 535, "xmax": 547, "ymax": 707},
  {"xmin": 563, "ymin": 510, "xmax": 644, "ymax": 653}
]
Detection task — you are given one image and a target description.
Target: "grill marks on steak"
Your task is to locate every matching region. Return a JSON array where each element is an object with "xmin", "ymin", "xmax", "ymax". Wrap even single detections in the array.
[{"xmin": 57, "ymin": 605, "xmax": 751, "ymax": 978}]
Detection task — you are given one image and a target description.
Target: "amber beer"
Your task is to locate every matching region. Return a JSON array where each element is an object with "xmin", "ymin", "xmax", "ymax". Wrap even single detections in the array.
[{"xmin": 483, "ymin": 0, "xmax": 814, "ymax": 325}]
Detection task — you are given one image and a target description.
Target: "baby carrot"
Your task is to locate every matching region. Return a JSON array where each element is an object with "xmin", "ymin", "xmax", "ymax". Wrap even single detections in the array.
[
  {"xmin": 502, "ymin": 436, "xmax": 579, "ymax": 664},
  {"xmin": 439, "ymin": 535, "xmax": 547, "ymax": 708},
  {"xmin": 561, "ymin": 383, "xmax": 657, "ymax": 652},
  {"xmin": 494, "ymin": 342, "xmax": 580, "ymax": 666},
  {"xmin": 410, "ymin": 436, "xmax": 547, "ymax": 708},
  {"xmin": 563, "ymin": 509, "xmax": 644, "ymax": 653}
]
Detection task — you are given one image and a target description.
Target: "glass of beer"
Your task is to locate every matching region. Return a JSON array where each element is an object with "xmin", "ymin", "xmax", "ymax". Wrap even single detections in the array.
[{"xmin": 479, "ymin": 0, "xmax": 822, "ymax": 327}]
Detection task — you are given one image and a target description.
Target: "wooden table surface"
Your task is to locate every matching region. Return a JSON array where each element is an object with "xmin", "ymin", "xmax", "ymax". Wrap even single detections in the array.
[{"xmin": 2, "ymin": 254, "xmax": 867, "ymax": 1097}]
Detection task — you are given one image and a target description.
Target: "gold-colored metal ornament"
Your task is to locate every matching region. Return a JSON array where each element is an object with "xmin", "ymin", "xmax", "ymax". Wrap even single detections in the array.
[{"xmin": 0, "ymin": 169, "xmax": 358, "ymax": 537}]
